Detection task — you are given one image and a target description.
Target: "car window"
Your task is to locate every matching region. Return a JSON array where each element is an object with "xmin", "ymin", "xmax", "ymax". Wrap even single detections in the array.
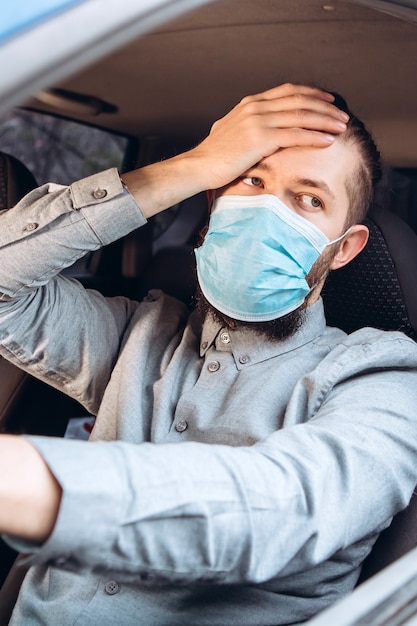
[
  {"xmin": 1, "ymin": 0, "xmax": 82, "ymax": 42},
  {"xmin": 0, "ymin": 108, "xmax": 131, "ymax": 186},
  {"xmin": 0, "ymin": 109, "xmax": 135, "ymax": 279}
]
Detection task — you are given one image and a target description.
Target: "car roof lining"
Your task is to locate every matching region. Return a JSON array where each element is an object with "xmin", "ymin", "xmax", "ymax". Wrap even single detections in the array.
[{"xmin": 18, "ymin": 0, "xmax": 417, "ymax": 166}]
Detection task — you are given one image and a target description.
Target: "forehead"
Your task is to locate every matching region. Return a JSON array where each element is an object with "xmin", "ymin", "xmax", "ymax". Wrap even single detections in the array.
[{"xmin": 261, "ymin": 139, "xmax": 359, "ymax": 204}]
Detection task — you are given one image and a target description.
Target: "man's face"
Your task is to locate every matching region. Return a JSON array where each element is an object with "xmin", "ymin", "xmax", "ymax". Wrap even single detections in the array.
[
  {"xmin": 218, "ymin": 138, "xmax": 359, "ymax": 241},
  {"xmin": 198, "ymin": 138, "xmax": 366, "ymax": 339}
]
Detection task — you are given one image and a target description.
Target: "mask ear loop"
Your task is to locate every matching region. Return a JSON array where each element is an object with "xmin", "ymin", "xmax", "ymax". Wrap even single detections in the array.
[
  {"xmin": 326, "ymin": 226, "xmax": 353, "ymax": 248},
  {"xmin": 306, "ymin": 227, "xmax": 353, "ymax": 295}
]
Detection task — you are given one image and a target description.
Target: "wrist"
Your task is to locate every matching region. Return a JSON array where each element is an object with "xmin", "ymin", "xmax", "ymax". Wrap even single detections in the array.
[
  {"xmin": 122, "ymin": 148, "xmax": 209, "ymax": 219},
  {"xmin": 0, "ymin": 436, "xmax": 61, "ymax": 542}
]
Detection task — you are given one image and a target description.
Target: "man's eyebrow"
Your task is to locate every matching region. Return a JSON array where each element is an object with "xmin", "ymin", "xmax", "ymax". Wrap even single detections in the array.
[
  {"xmin": 250, "ymin": 161, "xmax": 270, "ymax": 172},
  {"xmin": 293, "ymin": 178, "xmax": 336, "ymax": 200}
]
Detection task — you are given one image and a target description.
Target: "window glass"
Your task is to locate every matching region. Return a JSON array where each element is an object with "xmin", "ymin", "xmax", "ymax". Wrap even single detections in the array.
[
  {"xmin": 0, "ymin": 108, "xmax": 130, "ymax": 185},
  {"xmin": 0, "ymin": 0, "xmax": 82, "ymax": 42}
]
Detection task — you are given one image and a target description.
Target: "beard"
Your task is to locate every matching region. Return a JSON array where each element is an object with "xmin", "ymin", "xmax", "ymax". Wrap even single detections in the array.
[
  {"xmin": 196, "ymin": 284, "xmax": 307, "ymax": 341},
  {"xmin": 195, "ymin": 241, "xmax": 339, "ymax": 342}
]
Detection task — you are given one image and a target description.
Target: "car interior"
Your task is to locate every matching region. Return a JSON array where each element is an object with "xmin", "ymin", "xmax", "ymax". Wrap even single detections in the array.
[{"xmin": 1, "ymin": 0, "xmax": 417, "ymax": 622}]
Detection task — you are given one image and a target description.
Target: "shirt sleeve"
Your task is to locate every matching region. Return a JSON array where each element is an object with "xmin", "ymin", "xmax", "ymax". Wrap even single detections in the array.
[
  {"xmin": 0, "ymin": 168, "xmax": 147, "ymax": 413},
  {"xmin": 7, "ymin": 332, "xmax": 417, "ymax": 586}
]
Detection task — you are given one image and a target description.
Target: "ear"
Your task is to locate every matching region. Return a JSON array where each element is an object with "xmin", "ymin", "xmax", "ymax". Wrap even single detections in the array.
[{"xmin": 330, "ymin": 224, "xmax": 369, "ymax": 270}]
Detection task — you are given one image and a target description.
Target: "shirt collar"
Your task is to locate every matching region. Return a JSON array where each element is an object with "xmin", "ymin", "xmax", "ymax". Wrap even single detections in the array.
[{"xmin": 199, "ymin": 298, "xmax": 327, "ymax": 367}]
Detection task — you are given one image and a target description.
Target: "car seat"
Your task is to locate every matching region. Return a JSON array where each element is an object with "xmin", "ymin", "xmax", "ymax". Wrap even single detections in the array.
[
  {"xmin": 136, "ymin": 191, "xmax": 208, "ymax": 306},
  {"xmin": 322, "ymin": 206, "xmax": 417, "ymax": 341},
  {"xmin": 0, "ymin": 152, "xmax": 38, "ymax": 209},
  {"xmin": 0, "ymin": 152, "xmax": 39, "ymax": 441},
  {"xmin": 0, "ymin": 152, "xmax": 39, "ymax": 611}
]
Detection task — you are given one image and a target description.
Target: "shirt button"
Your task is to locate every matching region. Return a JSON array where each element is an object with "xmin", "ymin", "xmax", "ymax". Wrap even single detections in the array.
[
  {"xmin": 175, "ymin": 420, "xmax": 188, "ymax": 433},
  {"xmin": 208, "ymin": 360, "xmax": 220, "ymax": 372},
  {"xmin": 220, "ymin": 332, "xmax": 230, "ymax": 344},
  {"xmin": 92, "ymin": 188, "xmax": 107, "ymax": 199},
  {"xmin": 23, "ymin": 222, "xmax": 39, "ymax": 232},
  {"xmin": 239, "ymin": 355, "xmax": 250, "ymax": 365},
  {"xmin": 105, "ymin": 580, "xmax": 119, "ymax": 595},
  {"xmin": 201, "ymin": 341, "xmax": 208, "ymax": 350}
]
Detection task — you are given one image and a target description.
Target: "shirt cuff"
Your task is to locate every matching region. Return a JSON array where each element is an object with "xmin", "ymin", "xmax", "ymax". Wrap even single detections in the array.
[
  {"xmin": 70, "ymin": 168, "xmax": 147, "ymax": 245},
  {"xmin": 3, "ymin": 436, "xmax": 126, "ymax": 572}
]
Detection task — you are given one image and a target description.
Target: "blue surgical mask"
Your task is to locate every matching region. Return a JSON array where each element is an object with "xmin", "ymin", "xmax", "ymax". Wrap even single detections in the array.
[{"xmin": 195, "ymin": 194, "xmax": 349, "ymax": 322}]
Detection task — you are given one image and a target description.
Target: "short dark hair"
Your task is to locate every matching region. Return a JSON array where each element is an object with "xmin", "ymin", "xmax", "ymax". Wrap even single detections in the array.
[{"xmin": 331, "ymin": 92, "xmax": 382, "ymax": 227}]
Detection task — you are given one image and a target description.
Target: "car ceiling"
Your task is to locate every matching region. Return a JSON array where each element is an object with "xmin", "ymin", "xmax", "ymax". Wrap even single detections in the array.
[{"xmin": 24, "ymin": 0, "xmax": 417, "ymax": 166}]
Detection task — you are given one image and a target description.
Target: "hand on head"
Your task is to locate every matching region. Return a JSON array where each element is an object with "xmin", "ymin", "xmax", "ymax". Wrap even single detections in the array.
[
  {"xmin": 193, "ymin": 83, "xmax": 350, "ymax": 191},
  {"xmin": 123, "ymin": 83, "xmax": 350, "ymax": 219}
]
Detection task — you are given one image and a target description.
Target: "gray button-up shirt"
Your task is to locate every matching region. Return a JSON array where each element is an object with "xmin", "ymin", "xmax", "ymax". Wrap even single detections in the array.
[{"xmin": 2, "ymin": 169, "xmax": 417, "ymax": 625}]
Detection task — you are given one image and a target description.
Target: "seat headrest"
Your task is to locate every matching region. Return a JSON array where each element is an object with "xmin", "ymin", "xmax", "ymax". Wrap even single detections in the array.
[
  {"xmin": 0, "ymin": 152, "xmax": 38, "ymax": 210},
  {"xmin": 323, "ymin": 207, "xmax": 417, "ymax": 341}
]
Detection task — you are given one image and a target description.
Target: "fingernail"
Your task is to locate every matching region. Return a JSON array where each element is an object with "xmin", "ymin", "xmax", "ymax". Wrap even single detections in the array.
[
  {"xmin": 335, "ymin": 121, "xmax": 347, "ymax": 130},
  {"xmin": 322, "ymin": 134, "xmax": 336, "ymax": 143},
  {"xmin": 339, "ymin": 112, "xmax": 350, "ymax": 122}
]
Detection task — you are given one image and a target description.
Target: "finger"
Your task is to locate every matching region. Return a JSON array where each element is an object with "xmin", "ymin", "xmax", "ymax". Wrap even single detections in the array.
[
  {"xmin": 267, "ymin": 127, "xmax": 341, "ymax": 149},
  {"xmin": 264, "ymin": 94, "xmax": 348, "ymax": 120},
  {"xmin": 245, "ymin": 93, "xmax": 349, "ymax": 124},
  {"xmin": 258, "ymin": 109, "xmax": 348, "ymax": 135},
  {"xmin": 246, "ymin": 83, "xmax": 335, "ymax": 104},
  {"xmin": 239, "ymin": 87, "xmax": 349, "ymax": 128}
]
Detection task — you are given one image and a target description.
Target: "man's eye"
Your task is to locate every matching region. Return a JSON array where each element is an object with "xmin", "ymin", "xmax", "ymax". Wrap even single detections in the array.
[
  {"xmin": 296, "ymin": 194, "xmax": 323, "ymax": 210},
  {"xmin": 242, "ymin": 176, "xmax": 263, "ymax": 187}
]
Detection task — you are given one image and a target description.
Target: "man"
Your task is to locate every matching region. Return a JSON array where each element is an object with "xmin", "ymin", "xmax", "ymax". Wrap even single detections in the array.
[{"xmin": 1, "ymin": 83, "xmax": 417, "ymax": 625}]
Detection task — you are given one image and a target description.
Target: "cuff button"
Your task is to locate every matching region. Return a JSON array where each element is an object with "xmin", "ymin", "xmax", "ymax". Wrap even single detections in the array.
[
  {"xmin": 23, "ymin": 222, "xmax": 39, "ymax": 232},
  {"xmin": 92, "ymin": 188, "xmax": 108, "ymax": 199}
]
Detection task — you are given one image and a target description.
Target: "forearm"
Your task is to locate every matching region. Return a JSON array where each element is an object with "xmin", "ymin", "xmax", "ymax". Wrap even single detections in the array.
[
  {"xmin": 0, "ymin": 169, "xmax": 144, "ymax": 300},
  {"xmin": 0, "ymin": 168, "xmax": 145, "ymax": 412},
  {"xmin": 7, "ymin": 359, "xmax": 417, "ymax": 585},
  {"xmin": 122, "ymin": 150, "xmax": 209, "ymax": 218},
  {"xmin": 0, "ymin": 436, "xmax": 61, "ymax": 542}
]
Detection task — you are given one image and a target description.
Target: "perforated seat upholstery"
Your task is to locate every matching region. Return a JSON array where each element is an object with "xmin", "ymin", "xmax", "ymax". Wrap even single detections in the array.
[{"xmin": 323, "ymin": 207, "xmax": 417, "ymax": 340}]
